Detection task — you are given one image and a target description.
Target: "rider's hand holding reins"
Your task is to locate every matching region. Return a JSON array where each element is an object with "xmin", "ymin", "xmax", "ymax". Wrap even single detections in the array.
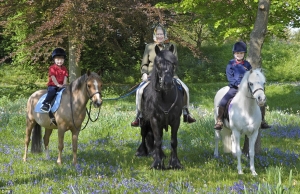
[{"xmin": 141, "ymin": 73, "xmax": 148, "ymax": 82}]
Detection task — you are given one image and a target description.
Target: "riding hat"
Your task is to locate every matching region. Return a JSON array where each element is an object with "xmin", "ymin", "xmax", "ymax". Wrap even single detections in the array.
[
  {"xmin": 232, "ymin": 41, "xmax": 247, "ymax": 53},
  {"xmin": 52, "ymin": 48, "xmax": 66, "ymax": 59}
]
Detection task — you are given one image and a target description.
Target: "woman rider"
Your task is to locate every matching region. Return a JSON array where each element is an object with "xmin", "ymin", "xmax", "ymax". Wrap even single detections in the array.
[{"xmin": 131, "ymin": 24, "xmax": 196, "ymax": 127}]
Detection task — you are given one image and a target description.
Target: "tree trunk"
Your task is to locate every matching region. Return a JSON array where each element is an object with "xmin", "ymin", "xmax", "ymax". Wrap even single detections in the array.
[
  {"xmin": 246, "ymin": 0, "xmax": 270, "ymax": 69},
  {"xmin": 68, "ymin": 40, "xmax": 81, "ymax": 82},
  {"xmin": 243, "ymin": 0, "xmax": 270, "ymax": 154}
]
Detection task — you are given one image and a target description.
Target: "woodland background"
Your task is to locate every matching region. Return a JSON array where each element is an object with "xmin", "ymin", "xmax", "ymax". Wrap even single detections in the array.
[
  {"xmin": 0, "ymin": 0, "xmax": 300, "ymax": 85},
  {"xmin": 1, "ymin": 1, "xmax": 300, "ymax": 192}
]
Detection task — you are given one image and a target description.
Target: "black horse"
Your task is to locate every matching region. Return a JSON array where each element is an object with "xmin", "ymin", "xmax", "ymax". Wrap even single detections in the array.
[{"xmin": 135, "ymin": 45, "xmax": 184, "ymax": 170}]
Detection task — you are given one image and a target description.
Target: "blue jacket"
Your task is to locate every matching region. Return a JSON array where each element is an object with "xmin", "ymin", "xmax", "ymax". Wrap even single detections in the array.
[{"xmin": 226, "ymin": 59, "xmax": 252, "ymax": 88}]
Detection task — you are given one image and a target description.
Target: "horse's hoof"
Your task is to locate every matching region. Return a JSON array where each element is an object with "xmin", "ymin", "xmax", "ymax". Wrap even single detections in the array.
[
  {"xmin": 23, "ymin": 158, "xmax": 27, "ymax": 162},
  {"xmin": 251, "ymin": 171, "xmax": 258, "ymax": 176},
  {"xmin": 168, "ymin": 160, "xmax": 183, "ymax": 169},
  {"xmin": 151, "ymin": 161, "xmax": 165, "ymax": 170},
  {"xmin": 168, "ymin": 164, "xmax": 183, "ymax": 170},
  {"xmin": 135, "ymin": 151, "xmax": 148, "ymax": 157}
]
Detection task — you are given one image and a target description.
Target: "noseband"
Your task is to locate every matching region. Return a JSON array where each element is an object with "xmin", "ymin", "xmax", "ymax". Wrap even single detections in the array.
[{"xmin": 86, "ymin": 85, "xmax": 101, "ymax": 100}]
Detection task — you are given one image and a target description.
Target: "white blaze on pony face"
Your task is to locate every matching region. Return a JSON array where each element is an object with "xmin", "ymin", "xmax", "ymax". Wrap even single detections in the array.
[{"xmin": 91, "ymin": 79, "xmax": 102, "ymax": 107}]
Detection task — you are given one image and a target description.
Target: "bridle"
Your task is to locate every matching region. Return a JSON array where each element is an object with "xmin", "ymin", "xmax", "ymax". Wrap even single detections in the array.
[
  {"xmin": 157, "ymin": 78, "xmax": 178, "ymax": 131},
  {"xmin": 70, "ymin": 76, "xmax": 102, "ymax": 131},
  {"xmin": 247, "ymin": 82, "xmax": 265, "ymax": 100},
  {"xmin": 86, "ymin": 82, "xmax": 102, "ymax": 101},
  {"xmin": 157, "ymin": 67, "xmax": 175, "ymax": 91}
]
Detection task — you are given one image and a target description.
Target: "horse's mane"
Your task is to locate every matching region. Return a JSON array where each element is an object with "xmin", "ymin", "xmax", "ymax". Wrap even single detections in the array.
[
  {"xmin": 238, "ymin": 68, "xmax": 265, "ymax": 94},
  {"xmin": 70, "ymin": 72, "xmax": 101, "ymax": 91},
  {"xmin": 147, "ymin": 55, "xmax": 160, "ymax": 107}
]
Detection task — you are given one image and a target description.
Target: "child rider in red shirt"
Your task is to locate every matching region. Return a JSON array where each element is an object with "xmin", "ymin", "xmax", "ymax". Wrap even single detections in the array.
[{"xmin": 40, "ymin": 48, "xmax": 68, "ymax": 112}]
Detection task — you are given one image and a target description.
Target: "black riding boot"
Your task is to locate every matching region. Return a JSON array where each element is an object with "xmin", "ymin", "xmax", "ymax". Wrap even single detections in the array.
[
  {"xmin": 183, "ymin": 108, "xmax": 196, "ymax": 123},
  {"xmin": 260, "ymin": 106, "xmax": 271, "ymax": 129}
]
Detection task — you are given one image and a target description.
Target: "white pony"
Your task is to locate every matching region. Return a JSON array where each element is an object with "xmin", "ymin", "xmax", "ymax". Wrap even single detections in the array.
[{"xmin": 213, "ymin": 68, "xmax": 266, "ymax": 176}]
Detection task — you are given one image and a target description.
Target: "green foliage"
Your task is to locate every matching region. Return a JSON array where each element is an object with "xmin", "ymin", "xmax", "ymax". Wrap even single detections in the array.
[
  {"xmin": 262, "ymin": 41, "xmax": 300, "ymax": 82},
  {"xmin": 158, "ymin": 0, "xmax": 300, "ymax": 43},
  {"xmin": 0, "ymin": 63, "xmax": 46, "ymax": 85},
  {"xmin": 176, "ymin": 41, "xmax": 300, "ymax": 83}
]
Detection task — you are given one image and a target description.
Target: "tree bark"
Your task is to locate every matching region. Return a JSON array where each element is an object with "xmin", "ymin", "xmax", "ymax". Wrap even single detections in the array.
[
  {"xmin": 68, "ymin": 40, "xmax": 81, "ymax": 82},
  {"xmin": 246, "ymin": 0, "xmax": 270, "ymax": 69},
  {"xmin": 243, "ymin": 0, "xmax": 270, "ymax": 154}
]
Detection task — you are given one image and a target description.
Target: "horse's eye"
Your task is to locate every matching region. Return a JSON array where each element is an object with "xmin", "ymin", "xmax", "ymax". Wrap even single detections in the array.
[{"xmin": 249, "ymin": 82, "xmax": 253, "ymax": 86}]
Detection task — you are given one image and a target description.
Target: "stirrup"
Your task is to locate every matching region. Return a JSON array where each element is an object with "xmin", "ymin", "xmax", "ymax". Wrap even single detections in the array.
[{"xmin": 214, "ymin": 121, "xmax": 223, "ymax": 130}]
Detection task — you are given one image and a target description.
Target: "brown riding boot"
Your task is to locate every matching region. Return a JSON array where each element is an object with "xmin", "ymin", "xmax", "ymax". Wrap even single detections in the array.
[
  {"xmin": 214, "ymin": 106, "xmax": 225, "ymax": 130},
  {"xmin": 260, "ymin": 106, "xmax": 271, "ymax": 129}
]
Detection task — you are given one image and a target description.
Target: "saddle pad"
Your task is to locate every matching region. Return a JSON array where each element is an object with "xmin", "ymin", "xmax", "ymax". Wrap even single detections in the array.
[
  {"xmin": 175, "ymin": 79, "xmax": 183, "ymax": 92},
  {"xmin": 224, "ymin": 98, "xmax": 233, "ymax": 121},
  {"xmin": 34, "ymin": 88, "xmax": 66, "ymax": 113}
]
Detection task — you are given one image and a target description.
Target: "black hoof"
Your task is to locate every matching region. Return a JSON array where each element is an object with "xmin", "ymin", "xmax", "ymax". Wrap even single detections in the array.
[
  {"xmin": 135, "ymin": 151, "xmax": 148, "ymax": 157},
  {"xmin": 151, "ymin": 161, "xmax": 165, "ymax": 170},
  {"xmin": 168, "ymin": 159, "xmax": 183, "ymax": 169}
]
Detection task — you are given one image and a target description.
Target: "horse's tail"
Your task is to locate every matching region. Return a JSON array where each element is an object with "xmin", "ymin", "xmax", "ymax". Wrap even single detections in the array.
[{"xmin": 31, "ymin": 124, "xmax": 43, "ymax": 153}]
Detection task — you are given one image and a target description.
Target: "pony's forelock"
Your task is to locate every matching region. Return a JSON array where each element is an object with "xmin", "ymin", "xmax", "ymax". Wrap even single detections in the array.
[{"xmin": 239, "ymin": 69, "xmax": 265, "ymax": 93}]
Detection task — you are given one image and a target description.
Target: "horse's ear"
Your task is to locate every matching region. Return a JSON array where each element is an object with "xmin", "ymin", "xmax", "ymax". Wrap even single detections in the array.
[
  {"xmin": 97, "ymin": 69, "xmax": 102, "ymax": 76},
  {"xmin": 169, "ymin": 45, "xmax": 174, "ymax": 53},
  {"xmin": 87, "ymin": 70, "xmax": 91, "ymax": 76},
  {"xmin": 155, "ymin": 45, "xmax": 160, "ymax": 55}
]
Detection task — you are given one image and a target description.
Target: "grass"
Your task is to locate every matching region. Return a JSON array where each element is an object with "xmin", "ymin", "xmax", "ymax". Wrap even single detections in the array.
[{"xmin": 0, "ymin": 82, "xmax": 300, "ymax": 193}]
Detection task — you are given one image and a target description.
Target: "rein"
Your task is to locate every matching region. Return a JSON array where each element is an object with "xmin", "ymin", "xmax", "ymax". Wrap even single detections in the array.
[
  {"xmin": 69, "ymin": 77, "xmax": 101, "ymax": 131},
  {"xmin": 157, "ymin": 80, "xmax": 178, "ymax": 131}
]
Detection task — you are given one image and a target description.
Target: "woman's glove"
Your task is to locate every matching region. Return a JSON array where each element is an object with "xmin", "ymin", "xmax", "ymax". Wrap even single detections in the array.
[{"xmin": 141, "ymin": 73, "xmax": 148, "ymax": 82}]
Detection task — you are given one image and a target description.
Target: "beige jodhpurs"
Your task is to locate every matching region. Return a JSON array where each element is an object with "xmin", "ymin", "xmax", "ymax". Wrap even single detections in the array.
[{"xmin": 135, "ymin": 78, "xmax": 190, "ymax": 117}]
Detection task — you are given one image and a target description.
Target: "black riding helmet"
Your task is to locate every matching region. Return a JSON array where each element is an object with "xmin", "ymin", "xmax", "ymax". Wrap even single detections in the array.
[
  {"xmin": 52, "ymin": 48, "xmax": 66, "ymax": 59},
  {"xmin": 232, "ymin": 41, "xmax": 247, "ymax": 53}
]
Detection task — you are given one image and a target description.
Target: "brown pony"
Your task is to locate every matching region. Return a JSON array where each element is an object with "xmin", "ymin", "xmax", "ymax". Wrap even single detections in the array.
[{"xmin": 23, "ymin": 71, "xmax": 103, "ymax": 165}]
